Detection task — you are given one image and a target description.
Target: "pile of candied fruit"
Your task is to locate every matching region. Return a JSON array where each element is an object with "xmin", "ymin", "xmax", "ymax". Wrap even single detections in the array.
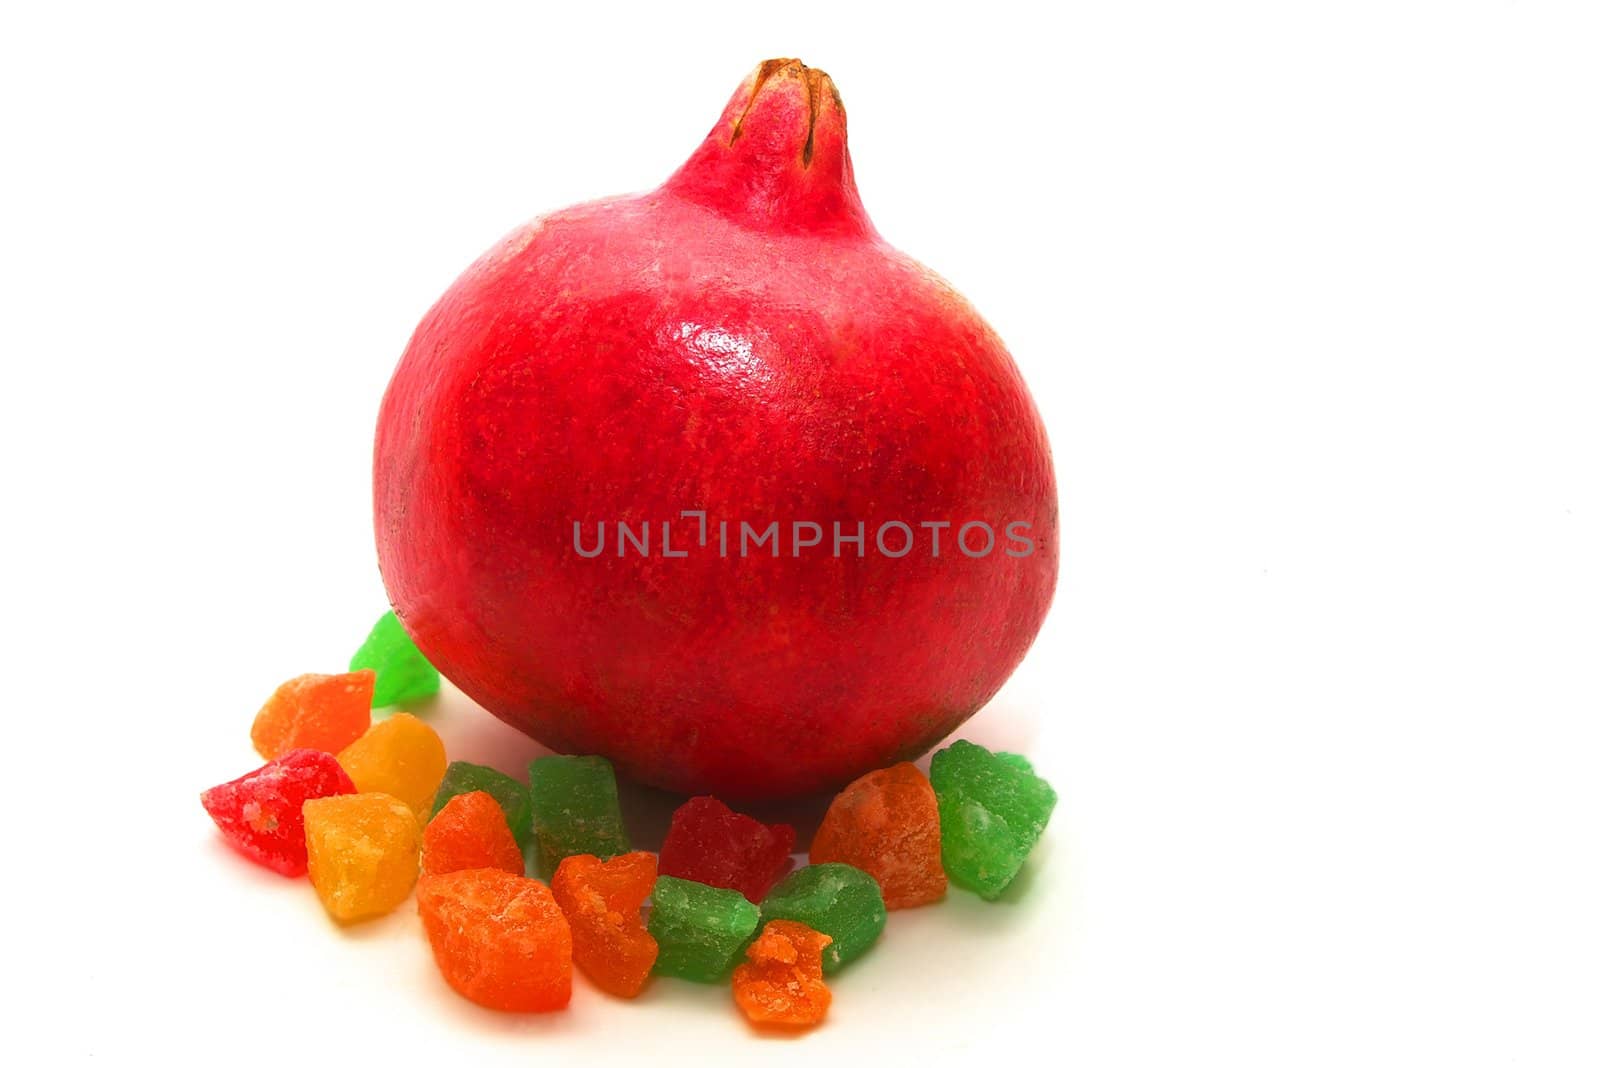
[{"xmin": 202, "ymin": 611, "xmax": 1057, "ymax": 1029}]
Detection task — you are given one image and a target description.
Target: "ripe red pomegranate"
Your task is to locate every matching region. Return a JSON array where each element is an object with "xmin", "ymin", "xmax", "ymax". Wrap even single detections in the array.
[{"xmin": 374, "ymin": 59, "xmax": 1058, "ymax": 799}]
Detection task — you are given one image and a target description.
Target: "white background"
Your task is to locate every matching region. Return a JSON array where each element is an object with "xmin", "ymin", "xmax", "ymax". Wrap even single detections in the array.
[{"xmin": 4, "ymin": 1, "xmax": 1597, "ymax": 1064}]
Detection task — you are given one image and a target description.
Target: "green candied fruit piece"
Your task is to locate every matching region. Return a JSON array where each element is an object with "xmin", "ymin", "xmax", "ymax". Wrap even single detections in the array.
[
  {"xmin": 350, "ymin": 611, "xmax": 440, "ymax": 708},
  {"xmin": 929, "ymin": 740, "xmax": 1057, "ymax": 900},
  {"xmin": 528, "ymin": 755, "xmax": 630, "ymax": 875},
  {"xmin": 759, "ymin": 862, "xmax": 886, "ymax": 973},
  {"xmin": 430, "ymin": 761, "xmax": 534, "ymax": 849},
  {"xmin": 994, "ymin": 752, "xmax": 1034, "ymax": 773},
  {"xmin": 648, "ymin": 875, "xmax": 760, "ymax": 982}
]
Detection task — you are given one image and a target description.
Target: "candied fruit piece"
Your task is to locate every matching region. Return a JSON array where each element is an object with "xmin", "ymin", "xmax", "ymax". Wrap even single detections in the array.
[
  {"xmin": 431, "ymin": 761, "xmax": 533, "ymax": 848},
  {"xmin": 418, "ymin": 869, "xmax": 572, "ymax": 1012},
  {"xmin": 337, "ymin": 712, "xmax": 447, "ymax": 816},
  {"xmin": 759, "ymin": 863, "xmax": 885, "ymax": 973},
  {"xmin": 303, "ymin": 792, "xmax": 421, "ymax": 922},
  {"xmin": 551, "ymin": 852, "xmax": 658, "ymax": 997},
  {"xmin": 423, "ymin": 791, "xmax": 525, "ymax": 877},
  {"xmin": 528, "ymin": 755, "xmax": 630, "ymax": 874},
  {"xmin": 250, "ymin": 671, "xmax": 373, "ymax": 760},
  {"xmin": 658, "ymin": 796, "xmax": 795, "ymax": 903},
  {"xmin": 810, "ymin": 762, "xmax": 947, "ymax": 909},
  {"xmin": 648, "ymin": 875, "xmax": 760, "ymax": 982},
  {"xmin": 995, "ymin": 752, "xmax": 1034, "ymax": 772},
  {"xmin": 929, "ymin": 740, "xmax": 1057, "ymax": 900},
  {"xmin": 731, "ymin": 919, "xmax": 832, "ymax": 1028},
  {"xmin": 350, "ymin": 610, "xmax": 440, "ymax": 708},
  {"xmin": 200, "ymin": 748, "xmax": 355, "ymax": 876}
]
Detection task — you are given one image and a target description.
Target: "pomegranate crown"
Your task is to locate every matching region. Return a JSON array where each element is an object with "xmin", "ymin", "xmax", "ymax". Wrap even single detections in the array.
[{"xmin": 663, "ymin": 58, "xmax": 875, "ymax": 240}]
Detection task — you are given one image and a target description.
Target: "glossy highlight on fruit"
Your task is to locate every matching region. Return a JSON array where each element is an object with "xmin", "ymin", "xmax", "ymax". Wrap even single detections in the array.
[{"xmin": 375, "ymin": 59, "xmax": 1059, "ymax": 798}]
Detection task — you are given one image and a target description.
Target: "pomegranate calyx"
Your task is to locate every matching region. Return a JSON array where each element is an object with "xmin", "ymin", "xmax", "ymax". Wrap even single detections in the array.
[
  {"xmin": 662, "ymin": 58, "xmax": 874, "ymax": 240},
  {"xmin": 729, "ymin": 58, "xmax": 839, "ymax": 167}
]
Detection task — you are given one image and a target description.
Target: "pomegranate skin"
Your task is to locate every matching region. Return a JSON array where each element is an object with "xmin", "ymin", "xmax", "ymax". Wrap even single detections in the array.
[{"xmin": 375, "ymin": 60, "xmax": 1058, "ymax": 799}]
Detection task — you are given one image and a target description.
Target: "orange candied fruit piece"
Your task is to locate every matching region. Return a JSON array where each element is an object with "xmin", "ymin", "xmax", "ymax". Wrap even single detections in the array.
[
  {"xmin": 417, "ymin": 868, "xmax": 572, "ymax": 1012},
  {"xmin": 337, "ymin": 712, "xmax": 447, "ymax": 816},
  {"xmin": 303, "ymin": 792, "xmax": 421, "ymax": 923},
  {"xmin": 731, "ymin": 919, "xmax": 832, "ymax": 1028},
  {"xmin": 250, "ymin": 670, "xmax": 374, "ymax": 760},
  {"xmin": 810, "ymin": 761, "xmax": 948, "ymax": 909},
  {"xmin": 423, "ymin": 791, "xmax": 525, "ymax": 877},
  {"xmin": 551, "ymin": 852, "xmax": 659, "ymax": 998}
]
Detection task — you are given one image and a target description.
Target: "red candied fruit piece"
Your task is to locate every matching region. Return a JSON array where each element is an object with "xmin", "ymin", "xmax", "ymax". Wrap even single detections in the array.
[
  {"xmin": 423, "ymin": 791, "xmax": 525, "ymax": 877},
  {"xmin": 200, "ymin": 748, "xmax": 356, "ymax": 876},
  {"xmin": 658, "ymin": 796, "xmax": 795, "ymax": 903}
]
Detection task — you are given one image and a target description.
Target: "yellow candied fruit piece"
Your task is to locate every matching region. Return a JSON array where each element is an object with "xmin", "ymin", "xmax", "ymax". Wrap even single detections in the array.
[
  {"xmin": 303, "ymin": 792, "xmax": 421, "ymax": 923},
  {"xmin": 337, "ymin": 712, "xmax": 447, "ymax": 816}
]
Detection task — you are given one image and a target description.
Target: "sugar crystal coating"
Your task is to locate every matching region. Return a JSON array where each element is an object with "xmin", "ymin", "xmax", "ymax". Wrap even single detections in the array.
[
  {"xmin": 731, "ymin": 919, "xmax": 832, "ymax": 1028},
  {"xmin": 417, "ymin": 869, "xmax": 572, "ymax": 1012},
  {"xmin": 431, "ymin": 761, "xmax": 534, "ymax": 848},
  {"xmin": 810, "ymin": 761, "xmax": 946, "ymax": 908},
  {"xmin": 337, "ymin": 712, "xmax": 448, "ymax": 816},
  {"xmin": 200, "ymin": 748, "xmax": 355, "ymax": 876},
  {"xmin": 658, "ymin": 796, "xmax": 795, "ymax": 903},
  {"xmin": 528, "ymin": 755, "xmax": 630, "ymax": 875},
  {"xmin": 250, "ymin": 671, "xmax": 373, "ymax": 760},
  {"xmin": 303, "ymin": 792, "xmax": 421, "ymax": 922},
  {"xmin": 350, "ymin": 610, "xmax": 440, "ymax": 708},
  {"xmin": 929, "ymin": 740, "xmax": 1057, "ymax": 900},
  {"xmin": 551, "ymin": 852, "xmax": 658, "ymax": 997},
  {"xmin": 759, "ymin": 863, "xmax": 885, "ymax": 972},
  {"xmin": 423, "ymin": 791, "xmax": 525, "ymax": 877},
  {"xmin": 647, "ymin": 874, "xmax": 760, "ymax": 982}
]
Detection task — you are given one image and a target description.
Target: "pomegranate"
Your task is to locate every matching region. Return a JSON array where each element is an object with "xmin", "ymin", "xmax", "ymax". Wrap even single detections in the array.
[{"xmin": 374, "ymin": 59, "xmax": 1058, "ymax": 799}]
